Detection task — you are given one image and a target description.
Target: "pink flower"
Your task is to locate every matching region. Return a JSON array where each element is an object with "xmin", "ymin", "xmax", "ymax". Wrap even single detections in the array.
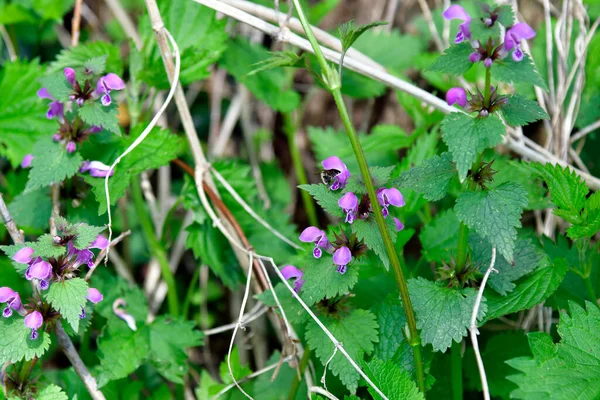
[
  {"xmin": 299, "ymin": 227, "xmax": 332, "ymax": 258},
  {"xmin": 504, "ymin": 23, "xmax": 536, "ymax": 62},
  {"xmin": 446, "ymin": 87, "xmax": 468, "ymax": 108},
  {"xmin": 442, "ymin": 5, "xmax": 471, "ymax": 44},
  {"xmin": 0, "ymin": 287, "xmax": 25, "ymax": 318},
  {"xmin": 24, "ymin": 311, "xmax": 43, "ymax": 340},
  {"xmin": 321, "ymin": 156, "xmax": 350, "ymax": 191},
  {"xmin": 95, "ymin": 73, "xmax": 125, "ymax": 106},
  {"xmin": 338, "ymin": 192, "xmax": 359, "ymax": 224},
  {"xmin": 376, "ymin": 187, "xmax": 405, "ymax": 218},
  {"xmin": 281, "ymin": 265, "xmax": 304, "ymax": 292},
  {"xmin": 333, "ymin": 247, "xmax": 352, "ymax": 274},
  {"xmin": 86, "ymin": 288, "xmax": 103, "ymax": 304},
  {"xmin": 79, "ymin": 161, "xmax": 114, "ymax": 178},
  {"xmin": 21, "ymin": 154, "xmax": 34, "ymax": 168}
]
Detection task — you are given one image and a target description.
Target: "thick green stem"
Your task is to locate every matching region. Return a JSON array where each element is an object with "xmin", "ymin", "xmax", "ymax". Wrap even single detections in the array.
[
  {"xmin": 451, "ymin": 341, "xmax": 463, "ymax": 400},
  {"xmin": 283, "ymin": 112, "xmax": 319, "ymax": 227},
  {"xmin": 456, "ymin": 222, "xmax": 469, "ymax": 273},
  {"xmin": 131, "ymin": 179, "xmax": 180, "ymax": 316},
  {"xmin": 483, "ymin": 68, "xmax": 492, "ymax": 108}
]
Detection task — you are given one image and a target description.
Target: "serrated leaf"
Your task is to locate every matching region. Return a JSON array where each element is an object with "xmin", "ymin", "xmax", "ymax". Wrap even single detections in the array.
[
  {"xmin": 8, "ymin": 188, "xmax": 51, "ymax": 230},
  {"xmin": 298, "ymin": 184, "xmax": 344, "ymax": 218},
  {"xmin": 363, "ymin": 358, "xmax": 424, "ymax": 400},
  {"xmin": 31, "ymin": 234, "xmax": 67, "ymax": 258},
  {"xmin": 149, "ymin": 316, "xmax": 204, "ymax": 384},
  {"xmin": 483, "ymin": 259, "xmax": 567, "ymax": 322},
  {"xmin": 83, "ymin": 56, "xmax": 107, "ymax": 75},
  {"xmin": 496, "ymin": 5, "xmax": 515, "ymax": 26},
  {"xmin": 78, "ymin": 102, "xmax": 121, "ymax": 136},
  {"xmin": 395, "ymin": 152, "xmax": 455, "ymax": 201},
  {"xmin": 491, "ymin": 54, "xmax": 548, "ymax": 90},
  {"xmin": 255, "ymin": 282, "xmax": 307, "ymax": 325},
  {"xmin": 301, "ymin": 256, "xmax": 359, "ymax": 305},
  {"xmin": 37, "ymin": 384, "xmax": 69, "ymax": 400},
  {"xmin": 306, "ymin": 309, "xmax": 378, "ymax": 393},
  {"xmin": 455, "ymin": 182, "xmax": 528, "ymax": 262},
  {"xmin": 441, "ymin": 113, "xmax": 505, "ymax": 181},
  {"xmin": 352, "ymin": 217, "xmax": 396, "ymax": 270},
  {"xmin": 568, "ymin": 192, "xmax": 600, "ymax": 239},
  {"xmin": 470, "ymin": 234, "xmax": 544, "ymax": 295},
  {"xmin": 409, "ymin": 278, "xmax": 486, "ymax": 352},
  {"xmin": 45, "ymin": 278, "xmax": 89, "ymax": 333},
  {"xmin": 48, "ymin": 41, "xmax": 123, "ymax": 76},
  {"xmin": 373, "ymin": 294, "xmax": 407, "ymax": 361},
  {"xmin": 248, "ymin": 51, "xmax": 306, "ymax": 75},
  {"xmin": 469, "ymin": 19, "xmax": 501, "ymax": 43},
  {"xmin": 0, "ymin": 316, "xmax": 51, "ymax": 364},
  {"xmin": 25, "ymin": 139, "xmax": 83, "ymax": 192},
  {"xmin": 38, "ymin": 71, "xmax": 72, "ymax": 102},
  {"xmin": 419, "ymin": 209, "xmax": 461, "ymax": 263},
  {"xmin": 344, "ymin": 166, "xmax": 396, "ymax": 195},
  {"xmin": 72, "ymin": 223, "xmax": 105, "ymax": 249},
  {"xmin": 339, "ymin": 20, "xmax": 388, "ymax": 53},
  {"xmin": 427, "ymin": 42, "xmax": 474, "ymax": 75},
  {"xmin": 507, "ymin": 302, "xmax": 600, "ymax": 399},
  {"xmin": 501, "ymin": 94, "xmax": 549, "ymax": 127},
  {"xmin": 354, "ymin": 29, "xmax": 426, "ymax": 72}
]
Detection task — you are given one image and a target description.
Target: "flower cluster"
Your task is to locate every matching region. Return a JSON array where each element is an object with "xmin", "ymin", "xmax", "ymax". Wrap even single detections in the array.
[
  {"xmin": 300, "ymin": 156, "xmax": 405, "ymax": 276},
  {"xmin": 443, "ymin": 4, "xmax": 535, "ymax": 65},
  {"xmin": 2, "ymin": 233, "xmax": 108, "ymax": 340},
  {"xmin": 446, "ymin": 85, "xmax": 508, "ymax": 117}
]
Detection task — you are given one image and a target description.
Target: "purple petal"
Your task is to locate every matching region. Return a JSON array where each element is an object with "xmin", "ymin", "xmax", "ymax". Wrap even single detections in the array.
[
  {"xmin": 37, "ymin": 88, "xmax": 54, "ymax": 100},
  {"xmin": 64, "ymin": 68, "xmax": 76, "ymax": 86},
  {"xmin": 393, "ymin": 217, "xmax": 405, "ymax": 232},
  {"xmin": 321, "ymin": 156, "xmax": 347, "ymax": 173},
  {"xmin": 39, "ymin": 279, "xmax": 49, "ymax": 290},
  {"xmin": 101, "ymin": 93, "xmax": 111, "ymax": 106},
  {"xmin": 101, "ymin": 73, "xmax": 125, "ymax": 91},
  {"xmin": 484, "ymin": 58, "xmax": 493, "ymax": 68},
  {"xmin": 0, "ymin": 287, "xmax": 16, "ymax": 303},
  {"xmin": 333, "ymin": 246, "xmax": 352, "ymax": 266},
  {"xmin": 66, "ymin": 141, "xmax": 76, "ymax": 153},
  {"xmin": 90, "ymin": 235, "xmax": 109, "ymax": 250},
  {"xmin": 338, "ymin": 192, "xmax": 358, "ymax": 211},
  {"xmin": 281, "ymin": 265, "xmax": 303, "ymax": 280},
  {"xmin": 313, "ymin": 247, "xmax": 322, "ymax": 258},
  {"xmin": 80, "ymin": 161, "xmax": 114, "ymax": 178},
  {"xmin": 469, "ymin": 52, "xmax": 482, "ymax": 63},
  {"xmin": 21, "ymin": 154, "xmax": 34, "ymax": 168},
  {"xmin": 113, "ymin": 298, "xmax": 137, "ymax": 331},
  {"xmin": 512, "ymin": 47, "xmax": 524, "ymax": 62},
  {"xmin": 86, "ymin": 288, "xmax": 103, "ymax": 304},
  {"xmin": 52, "ymin": 133, "xmax": 62, "ymax": 141},
  {"xmin": 299, "ymin": 226, "xmax": 324, "ymax": 243},
  {"xmin": 3, "ymin": 307, "xmax": 12, "ymax": 318},
  {"xmin": 24, "ymin": 311, "xmax": 43, "ymax": 329},
  {"xmin": 442, "ymin": 5, "xmax": 470, "ymax": 22},
  {"xmin": 89, "ymin": 125, "xmax": 102, "ymax": 133},
  {"xmin": 27, "ymin": 260, "xmax": 52, "ymax": 280},
  {"xmin": 47, "ymin": 101, "xmax": 64, "ymax": 120},
  {"xmin": 12, "ymin": 247, "xmax": 34, "ymax": 264},
  {"xmin": 384, "ymin": 188, "xmax": 405, "ymax": 207},
  {"xmin": 8, "ymin": 293, "xmax": 22, "ymax": 312},
  {"xmin": 508, "ymin": 23, "xmax": 536, "ymax": 41},
  {"xmin": 75, "ymin": 249, "xmax": 94, "ymax": 267},
  {"xmin": 446, "ymin": 87, "xmax": 467, "ymax": 107}
]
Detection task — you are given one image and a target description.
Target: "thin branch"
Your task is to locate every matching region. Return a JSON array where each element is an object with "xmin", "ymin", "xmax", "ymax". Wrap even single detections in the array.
[
  {"xmin": 104, "ymin": 0, "xmax": 143, "ymax": 49},
  {"xmin": 309, "ymin": 387, "xmax": 340, "ymax": 400},
  {"xmin": 85, "ymin": 230, "xmax": 131, "ymax": 281},
  {"xmin": 203, "ymin": 303, "xmax": 268, "ymax": 336},
  {"xmin": 0, "ymin": 194, "xmax": 23, "ymax": 244},
  {"xmin": 71, "ymin": 0, "xmax": 83, "ymax": 47},
  {"xmin": 211, "ymin": 89, "xmax": 245, "ymax": 157},
  {"xmin": 50, "ymin": 184, "xmax": 61, "ymax": 236},
  {"xmin": 470, "ymin": 247, "xmax": 497, "ymax": 400},
  {"xmin": 0, "ymin": 25, "xmax": 16, "ymax": 61},
  {"xmin": 416, "ymin": 0, "xmax": 445, "ymax": 52},
  {"xmin": 570, "ymin": 118, "xmax": 600, "ymax": 143}
]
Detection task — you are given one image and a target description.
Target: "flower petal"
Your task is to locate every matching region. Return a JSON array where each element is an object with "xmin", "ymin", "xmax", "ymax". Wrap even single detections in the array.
[
  {"xmin": 64, "ymin": 68, "xmax": 76, "ymax": 85},
  {"xmin": 338, "ymin": 192, "xmax": 358, "ymax": 210},
  {"xmin": 333, "ymin": 246, "xmax": 352, "ymax": 266},
  {"xmin": 101, "ymin": 73, "xmax": 125, "ymax": 90},
  {"xmin": 87, "ymin": 288, "xmax": 103, "ymax": 304},
  {"xmin": 446, "ymin": 87, "xmax": 468, "ymax": 107},
  {"xmin": 299, "ymin": 226, "xmax": 324, "ymax": 243},
  {"xmin": 384, "ymin": 188, "xmax": 405, "ymax": 207},
  {"xmin": 90, "ymin": 235, "xmax": 109, "ymax": 250},
  {"xmin": 442, "ymin": 5, "xmax": 470, "ymax": 21},
  {"xmin": 28, "ymin": 260, "xmax": 52, "ymax": 280},
  {"xmin": 509, "ymin": 23, "xmax": 536, "ymax": 41},
  {"xmin": 12, "ymin": 247, "xmax": 34, "ymax": 264},
  {"xmin": 393, "ymin": 217, "xmax": 405, "ymax": 232},
  {"xmin": 0, "ymin": 287, "xmax": 16, "ymax": 303},
  {"xmin": 24, "ymin": 311, "xmax": 43, "ymax": 329},
  {"xmin": 37, "ymin": 88, "xmax": 54, "ymax": 100},
  {"xmin": 321, "ymin": 156, "xmax": 347, "ymax": 173}
]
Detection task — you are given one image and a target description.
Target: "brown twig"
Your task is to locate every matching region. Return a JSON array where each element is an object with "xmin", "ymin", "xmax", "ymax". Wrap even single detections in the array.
[
  {"xmin": 0, "ymin": 194, "xmax": 23, "ymax": 244},
  {"xmin": 71, "ymin": 0, "xmax": 84, "ymax": 47},
  {"xmin": 85, "ymin": 230, "xmax": 132, "ymax": 281}
]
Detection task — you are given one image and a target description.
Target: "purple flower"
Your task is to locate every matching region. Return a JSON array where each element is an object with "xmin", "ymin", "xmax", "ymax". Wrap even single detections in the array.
[
  {"xmin": 95, "ymin": 73, "xmax": 125, "ymax": 106},
  {"xmin": 393, "ymin": 217, "xmax": 405, "ymax": 232},
  {"xmin": 469, "ymin": 52, "xmax": 482, "ymax": 63},
  {"xmin": 504, "ymin": 23, "xmax": 536, "ymax": 62},
  {"xmin": 37, "ymin": 88, "xmax": 64, "ymax": 121},
  {"xmin": 281, "ymin": 265, "xmax": 304, "ymax": 292},
  {"xmin": 89, "ymin": 125, "xmax": 103, "ymax": 133},
  {"xmin": 0, "ymin": 287, "xmax": 25, "ymax": 318},
  {"xmin": 333, "ymin": 246, "xmax": 352, "ymax": 274},
  {"xmin": 64, "ymin": 67, "xmax": 76, "ymax": 86},
  {"xmin": 21, "ymin": 154, "xmax": 34, "ymax": 168},
  {"xmin": 90, "ymin": 235, "xmax": 109, "ymax": 250},
  {"xmin": 113, "ymin": 298, "xmax": 137, "ymax": 331},
  {"xmin": 299, "ymin": 226, "xmax": 332, "ymax": 259},
  {"xmin": 79, "ymin": 161, "xmax": 114, "ymax": 178},
  {"xmin": 446, "ymin": 87, "xmax": 468, "ymax": 107},
  {"xmin": 86, "ymin": 288, "xmax": 103, "ymax": 304},
  {"xmin": 25, "ymin": 259, "xmax": 52, "ymax": 290},
  {"xmin": 376, "ymin": 187, "xmax": 405, "ymax": 218},
  {"xmin": 13, "ymin": 247, "xmax": 34, "ymax": 264},
  {"xmin": 321, "ymin": 156, "xmax": 350, "ymax": 191},
  {"xmin": 24, "ymin": 311, "xmax": 43, "ymax": 340},
  {"xmin": 67, "ymin": 242, "xmax": 94, "ymax": 269},
  {"xmin": 338, "ymin": 192, "xmax": 359, "ymax": 224},
  {"xmin": 66, "ymin": 141, "xmax": 76, "ymax": 153},
  {"xmin": 442, "ymin": 5, "xmax": 471, "ymax": 43},
  {"xmin": 484, "ymin": 58, "xmax": 493, "ymax": 68}
]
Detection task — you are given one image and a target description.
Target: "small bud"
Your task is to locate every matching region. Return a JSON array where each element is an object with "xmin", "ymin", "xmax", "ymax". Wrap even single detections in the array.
[
  {"xmin": 484, "ymin": 58, "xmax": 493, "ymax": 68},
  {"xmin": 469, "ymin": 52, "xmax": 482, "ymax": 63}
]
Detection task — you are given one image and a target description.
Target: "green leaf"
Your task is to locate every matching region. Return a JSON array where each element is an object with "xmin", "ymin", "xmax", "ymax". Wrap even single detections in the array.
[
  {"xmin": 395, "ymin": 152, "xmax": 456, "ymax": 201},
  {"xmin": 568, "ymin": 192, "xmax": 600, "ymax": 239},
  {"xmin": 38, "ymin": 71, "xmax": 72, "ymax": 102},
  {"xmin": 0, "ymin": 316, "xmax": 52, "ymax": 364},
  {"xmin": 254, "ymin": 351, "xmax": 308, "ymax": 400},
  {"xmin": 298, "ymin": 184, "xmax": 344, "ymax": 218},
  {"xmin": 354, "ymin": 29, "xmax": 426, "ymax": 72},
  {"xmin": 8, "ymin": 188, "xmax": 51, "ymax": 230},
  {"xmin": 0, "ymin": 61, "xmax": 56, "ymax": 167},
  {"xmin": 496, "ymin": 5, "xmax": 515, "ymax": 26},
  {"xmin": 501, "ymin": 94, "xmax": 549, "ymax": 127},
  {"xmin": 408, "ymin": 277, "xmax": 486, "ymax": 352},
  {"xmin": 25, "ymin": 139, "xmax": 83, "ymax": 192},
  {"xmin": 419, "ymin": 209, "xmax": 460, "ymax": 263},
  {"xmin": 305, "ymin": 309, "xmax": 379, "ymax": 393},
  {"xmin": 149, "ymin": 316, "xmax": 204, "ymax": 384},
  {"xmin": 470, "ymin": 234, "xmax": 544, "ymax": 295},
  {"xmin": 491, "ymin": 54, "xmax": 548, "ymax": 90},
  {"xmin": 363, "ymin": 358, "xmax": 424, "ymax": 400},
  {"xmin": 441, "ymin": 113, "xmax": 505, "ymax": 181},
  {"xmin": 248, "ymin": 51, "xmax": 306, "ymax": 75},
  {"xmin": 507, "ymin": 302, "xmax": 600, "ymax": 400},
  {"xmin": 72, "ymin": 223, "xmax": 105, "ymax": 249},
  {"xmin": 484, "ymin": 259, "xmax": 567, "ymax": 322},
  {"xmin": 78, "ymin": 102, "xmax": 121, "ymax": 136},
  {"xmin": 469, "ymin": 19, "xmax": 501, "ymax": 43},
  {"xmin": 37, "ymin": 384, "xmax": 69, "ymax": 400},
  {"xmin": 373, "ymin": 294, "xmax": 407, "ymax": 361},
  {"xmin": 344, "ymin": 166, "xmax": 396, "ymax": 195},
  {"xmin": 301, "ymin": 256, "xmax": 359, "ymax": 305},
  {"xmin": 83, "ymin": 56, "xmax": 107, "ymax": 76},
  {"xmin": 352, "ymin": 217, "xmax": 397, "ymax": 270},
  {"xmin": 255, "ymin": 283, "xmax": 307, "ymax": 325},
  {"xmin": 339, "ymin": 20, "xmax": 387, "ymax": 53},
  {"xmin": 48, "ymin": 41, "xmax": 123, "ymax": 76},
  {"xmin": 455, "ymin": 182, "xmax": 528, "ymax": 263},
  {"xmin": 31, "ymin": 234, "xmax": 67, "ymax": 258},
  {"xmin": 45, "ymin": 278, "xmax": 89, "ymax": 333},
  {"xmin": 427, "ymin": 42, "xmax": 474, "ymax": 75}
]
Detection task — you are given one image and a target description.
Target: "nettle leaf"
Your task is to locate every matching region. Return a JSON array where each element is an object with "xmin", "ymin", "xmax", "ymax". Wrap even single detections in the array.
[
  {"xmin": 441, "ymin": 113, "xmax": 505, "ymax": 182},
  {"xmin": 298, "ymin": 184, "xmax": 344, "ymax": 218},
  {"xmin": 25, "ymin": 139, "xmax": 83, "ymax": 192},
  {"xmin": 338, "ymin": 20, "xmax": 387, "ymax": 68},
  {"xmin": 248, "ymin": 51, "xmax": 306, "ymax": 75},
  {"xmin": 470, "ymin": 19, "xmax": 501, "ymax": 43},
  {"xmin": 501, "ymin": 94, "xmax": 549, "ymax": 127},
  {"xmin": 455, "ymin": 182, "xmax": 528, "ymax": 263},
  {"xmin": 495, "ymin": 5, "xmax": 515, "ymax": 26},
  {"xmin": 32, "ymin": 234, "xmax": 67, "ymax": 258},
  {"xmin": 256, "ymin": 282, "xmax": 307, "ymax": 325},
  {"xmin": 419, "ymin": 209, "xmax": 460, "ymax": 264},
  {"xmin": 301, "ymin": 256, "xmax": 359, "ymax": 305},
  {"xmin": 344, "ymin": 166, "xmax": 396, "ymax": 195},
  {"xmin": 72, "ymin": 223, "xmax": 105, "ymax": 249},
  {"xmin": 491, "ymin": 54, "xmax": 548, "ymax": 90},
  {"xmin": 78, "ymin": 102, "xmax": 121, "ymax": 136},
  {"xmin": 568, "ymin": 192, "xmax": 600, "ymax": 239},
  {"xmin": 37, "ymin": 384, "xmax": 69, "ymax": 400},
  {"xmin": 428, "ymin": 42, "xmax": 474, "ymax": 75},
  {"xmin": 470, "ymin": 234, "xmax": 544, "ymax": 295},
  {"xmin": 373, "ymin": 294, "xmax": 407, "ymax": 361},
  {"xmin": 352, "ymin": 217, "xmax": 397, "ymax": 270},
  {"xmin": 48, "ymin": 41, "xmax": 123, "ymax": 76},
  {"xmin": 38, "ymin": 71, "xmax": 72, "ymax": 102},
  {"xmin": 45, "ymin": 278, "xmax": 89, "ymax": 333},
  {"xmin": 8, "ymin": 187, "xmax": 52, "ymax": 230},
  {"xmin": 483, "ymin": 259, "xmax": 567, "ymax": 322},
  {"xmin": 306, "ymin": 309, "xmax": 379, "ymax": 393},
  {"xmin": 354, "ymin": 29, "xmax": 426, "ymax": 72},
  {"xmin": 0, "ymin": 316, "xmax": 51, "ymax": 364},
  {"xmin": 83, "ymin": 56, "xmax": 107, "ymax": 75},
  {"xmin": 525, "ymin": 162, "xmax": 588, "ymax": 225},
  {"xmin": 395, "ymin": 152, "xmax": 455, "ymax": 201},
  {"xmin": 0, "ymin": 61, "xmax": 56, "ymax": 167},
  {"xmin": 408, "ymin": 278, "xmax": 486, "ymax": 352},
  {"xmin": 507, "ymin": 302, "xmax": 600, "ymax": 399},
  {"xmin": 363, "ymin": 358, "xmax": 424, "ymax": 400},
  {"xmin": 149, "ymin": 316, "xmax": 204, "ymax": 384}
]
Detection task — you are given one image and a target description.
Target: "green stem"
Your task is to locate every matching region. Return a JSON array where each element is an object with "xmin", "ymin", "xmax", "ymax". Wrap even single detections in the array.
[
  {"xmin": 451, "ymin": 341, "xmax": 463, "ymax": 400},
  {"xmin": 16, "ymin": 358, "xmax": 36, "ymax": 387},
  {"xmin": 287, "ymin": 346, "xmax": 311, "ymax": 400},
  {"xmin": 583, "ymin": 275, "xmax": 599, "ymax": 306},
  {"xmin": 131, "ymin": 179, "xmax": 180, "ymax": 316},
  {"xmin": 182, "ymin": 266, "xmax": 201, "ymax": 319},
  {"xmin": 283, "ymin": 112, "xmax": 319, "ymax": 227},
  {"xmin": 456, "ymin": 222, "xmax": 469, "ymax": 273},
  {"xmin": 483, "ymin": 68, "xmax": 491, "ymax": 108}
]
